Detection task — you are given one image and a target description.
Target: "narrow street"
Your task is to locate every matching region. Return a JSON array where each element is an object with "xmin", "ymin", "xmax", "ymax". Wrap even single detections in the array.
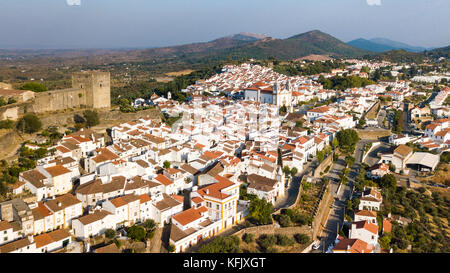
[
  {"xmin": 312, "ymin": 141, "xmax": 367, "ymax": 252},
  {"xmin": 274, "ymin": 159, "xmax": 316, "ymax": 210}
]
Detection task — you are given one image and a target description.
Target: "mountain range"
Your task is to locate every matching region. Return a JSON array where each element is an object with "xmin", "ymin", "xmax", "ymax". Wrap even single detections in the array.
[
  {"xmin": 1, "ymin": 31, "xmax": 448, "ymax": 73},
  {"xmin": 348, "ymin": 38, "xmax": 428, "ymax": 53}
]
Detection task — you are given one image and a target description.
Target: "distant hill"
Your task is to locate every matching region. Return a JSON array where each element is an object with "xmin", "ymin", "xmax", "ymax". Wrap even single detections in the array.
[
  {"xmin": 0, "ymin": 30, "xmax": 372, "ymax": 77},
  {"xmin": 364, "ymin": 49, "xmax": 425, "ymax": 63},
  {"xmin": 348, "ymin": 38, "xmax": 427, "ymax": 53},
  {"xmin": 427, "ymin": 45, "xmax": 450, "ymax": 59},
  {"xmin": 202, "ymin": 30, "xmax": 370, "ymax": 61}
]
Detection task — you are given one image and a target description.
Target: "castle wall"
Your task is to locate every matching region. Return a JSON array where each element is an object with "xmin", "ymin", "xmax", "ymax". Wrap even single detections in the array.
[
  {"xmin": 0, "ymin": 71, "xmax": 111, "ymax": 120},
  {"xmin": 33, "ymin": 88, "xmax": 87, "ymax": 113}
]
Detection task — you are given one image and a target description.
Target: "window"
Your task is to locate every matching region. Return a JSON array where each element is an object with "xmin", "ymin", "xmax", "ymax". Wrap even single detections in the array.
[{"xmin": 4, "ymin": 237, "xmax": 7, "ymax": 241}]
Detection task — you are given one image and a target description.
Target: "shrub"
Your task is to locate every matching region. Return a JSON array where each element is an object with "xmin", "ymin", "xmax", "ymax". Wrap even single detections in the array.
[
  {"xmin": 276, "ymin": 234, "xmax": 294, "ymax": 246},
  {"xmin": 143, "ymin": 219, "xmax": 157, "ymax": 232},
  {"xmin": 294, "ymin": 233, "xmax": 310, "ymax": 244},
  {"xmin": 257, "ymin": 234, "xmax": 277, "ymax": 251},
  {"xmin": 0, "ymin": 119, "xmax": 15, "ymax": 129},
  {"xmin": 168, "ymin": 244, "xmax": 176, "ymax": 253},
  {"xmin": 83, "ymin": 110, "xmax": 100, "ymax": 127},
  {"xmin": 16, "ymin": 113, "xmax": 42, "ymax": 133},
  {"xmin": 242, "ymin": 233, "xmax": 255, "ymax": 244},
  {"xmin": 104, "ymin": 229, "xmax": 116, "ymax": 239},
  {"xmin": 278, "ymin": 214, "xmax": 292, "ymax": 227},
  {"xmin": 113, "ymin": 238, "xmax": 122, "ymax": 249},
  {"xmin": 198, "ymin": 236, "xmax": 241, "ymax": 253}
]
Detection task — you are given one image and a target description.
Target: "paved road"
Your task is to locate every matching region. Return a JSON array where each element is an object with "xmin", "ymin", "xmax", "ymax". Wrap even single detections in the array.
[
  {"xmin": 312, "ymin": 141, "xmax": 368, "ymax": 252},
  {"xmin": 377, "ymin": 109, "xmax": 387, "ymax": 128},
  {"xmin": 275, "ymin": 160, "xmax": 316, "ymax": 209}
]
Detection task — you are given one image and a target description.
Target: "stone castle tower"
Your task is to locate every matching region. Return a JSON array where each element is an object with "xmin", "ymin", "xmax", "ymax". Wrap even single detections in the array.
[
  {"xmin": 30, "ymin": 71, "xmax": 111, "ymax": 113},
  {"xmin": 72, "ymin": 71, "xmax": 111, "ymax": 109}
]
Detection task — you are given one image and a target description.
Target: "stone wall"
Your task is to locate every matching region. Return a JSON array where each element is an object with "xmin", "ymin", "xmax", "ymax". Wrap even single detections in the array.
[
  {"xmin": 311, "ymin": 183, "xmax": 333, "ymax": 239},
  {"xmin": 36, "ymin": 108, "xmax": 161, "ymax": 129},
  {"xmin": 0, "ymin": 71, "xmax": 111, "ymax": 121},
  {"xmin": 313, "ymin": 153, "xmax": 333, "ymax": 177},
  {"xmin": 32, "ymin": 88, "xmax": 87, "ymax": 113},
  {"xmin": 233, "ymin": 224, "xmax": 312, "ymax": 239}
]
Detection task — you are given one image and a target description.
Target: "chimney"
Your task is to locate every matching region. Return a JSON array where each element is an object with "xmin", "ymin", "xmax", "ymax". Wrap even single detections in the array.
[
  {"xmin": 28, "ymin": 235, "xmax": 34, "ymax": 243},
  {"xmin": 58, "ymin": 202, "xmax": 62, "ymax": 207},
  {"xmin": 205, "ymin": 189, "xmax": 209, "ymax": 195}
]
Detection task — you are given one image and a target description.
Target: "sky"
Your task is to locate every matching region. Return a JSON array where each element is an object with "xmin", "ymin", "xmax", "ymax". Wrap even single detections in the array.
[{"xmin": 0, "ymin": 0, "xmax": 448, "ymax": 49}]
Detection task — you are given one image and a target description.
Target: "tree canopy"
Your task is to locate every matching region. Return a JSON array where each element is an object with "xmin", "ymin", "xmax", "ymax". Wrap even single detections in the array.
[
  {"xmin": 83, "ymin": 110, "xmax": 100, "ymax": 128},
  {"xmin": 248, "ymin": 196, "xmax": 274, "ymax": 225},
  {"xmin": 20, "ymin": 82, "xmax": 48, "ymax": 92},
  {"xmin": 16, "ymin": 113, "xmax": 42, "ymax": 134}
]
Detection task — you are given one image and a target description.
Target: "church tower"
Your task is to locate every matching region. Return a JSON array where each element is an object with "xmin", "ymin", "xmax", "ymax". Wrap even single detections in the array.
[{"xmin": 273, "ymin": 81, "xmax": 280, "ymax": 105}]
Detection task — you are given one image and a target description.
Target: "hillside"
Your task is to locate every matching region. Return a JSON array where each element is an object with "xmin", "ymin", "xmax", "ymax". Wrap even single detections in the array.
[
  {"xmin": 364, "ymin": 49, "xmax": 425, "ymax": 64},
  {"xmin": 427, "ymin": 45, "xmax": 450, "ymax": 59},
  {"xmin": 348, "ymin": 38, "xmax": 427, "ymax": 53},
  {"xmin": 214, "ymin": 30, "xmax": 370, "ymax": 60}
]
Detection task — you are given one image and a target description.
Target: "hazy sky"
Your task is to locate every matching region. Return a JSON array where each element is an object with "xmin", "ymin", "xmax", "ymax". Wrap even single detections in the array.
[{"xmin": 0, "ymin": 0, "xmax": 448, "ymax": 49}]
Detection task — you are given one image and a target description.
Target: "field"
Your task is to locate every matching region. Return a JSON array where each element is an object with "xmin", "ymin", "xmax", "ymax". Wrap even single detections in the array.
[{"xmin": 165, "ymin": 69, "xmax": 195, "ymax": 76}]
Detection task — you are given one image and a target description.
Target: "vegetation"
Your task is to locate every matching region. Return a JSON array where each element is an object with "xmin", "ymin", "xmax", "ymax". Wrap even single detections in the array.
[
  {"xmin": 16, "ymin": 113, "xmax": 42, "ymax": 134},
  {"xmin": 273, "ymin": 60, "xmax": 347, "ymax": 76},
  {"xmin": 380, "ymin": 186, "xmax": 449, "ymax": 253},
  {"xmin": 318, "ymin": 75, "xmax": 375, "ymax": 91},
  {"xmin": 273, "ymin": 208, "xmax": 312, "ymax": 227},
  {"xmin": 105, "ymin": 229, "xmax": 116, "ymax": 239},
  {"xmin": 336, "ymin": 129, "xmax": 359, "ymax": 153},
  {"xmin": 198, "ymin": 235, "xmax": 242, "ymax": 253},
  {"xmin": 275, "ymin": 234, "xmax": 295, "ymax": 246},
  {"xmin": 83, "ymin": 110, "xmax": 100, "ymax": 128},
  {"xmin": 242, "ymin": 233, "xmax": 255, "ymax": 244},
  {"xmin": 0, "ymin": 119, "xmax": 15, "ymax": 129},
  {"xmin": 247, "ymin": 196, "xmax": 274, "ymax": 225},
  {"xmin": 294, "ymin": 233, "xmax": 310, "ymax": 244},
  {"xmin": 391, "ymin": 109, "xmax": 404, "ymax": 133},
  {"xmin": 20, "ymin": 82, "xmax": 48, "ymax": 92},
  {"xmin": 0, "ymin": 146, "xmax": 49, "ymax": 198},
  {"xmin": 126, "ymin": 225, "xmax": 147, "ymax": 242},
  {"xmin": 163, "ymin": 160, "xmax": 171, "ymax": 169},
  {"xmin": 440, "ymin": 152, "xmax": 450, "ymax": 164}
]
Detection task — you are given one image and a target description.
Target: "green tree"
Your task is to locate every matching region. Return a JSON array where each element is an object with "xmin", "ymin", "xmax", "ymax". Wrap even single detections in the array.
[
  {"xmin": 294, "ymin": 233, "xmax": 310, "ymax": 244},
  {"xmin": 248, "ymin": 196, "xmax": 274, "ymax": 225},
  {"xmin": 380, "ymin": 174, "xmax": 397, "ymax": 189},
  {"xmin": 242, "ymin": 233, "xmax": 255, "ymax": 244},
  {"xmin": 143, "ymin": 219, "xmax": 156, "ymax": 232},
  {"xmin": 16, "ymin": 113, "xmax": 42, "ymax": 133},
  {"xmin": 20, "ymin": 82, "xmax": 48, "ymax": 92},
  {"xmin": 105, "ymin": 229, "xmax": 116, "ymax": 239},
  {"xmin": 163, "ymin": 160, "xmax": 171, "ymax": 169},
  {"xmin": 83, "ymin": 110, "xmax": 100, "ymax": 127},
  {"xmin": 126, "ymin": 225, "xmax": 146, "ymax": 242},
  {"xmin": 332, "ymin": 138, "xmax": 339, "ymax": 149},
  {"xmin": 317, "ymin": 151, "xmax": 325, "ymax": 163},
  {"xmin": 290, "ymin": 167, "xmax": 298, "ymax": 177}
]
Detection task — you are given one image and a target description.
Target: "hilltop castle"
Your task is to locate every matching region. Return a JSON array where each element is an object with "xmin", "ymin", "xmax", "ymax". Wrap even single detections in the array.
[{"xmin": 0, "ymin": 71, "xmax": 110, "ymax": 120}]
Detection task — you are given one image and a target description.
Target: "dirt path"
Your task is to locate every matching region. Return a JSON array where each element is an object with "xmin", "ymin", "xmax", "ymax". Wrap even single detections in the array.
[{"xmin": 148, "ymin": 227, "xmax": 163, "ymax": 253}]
